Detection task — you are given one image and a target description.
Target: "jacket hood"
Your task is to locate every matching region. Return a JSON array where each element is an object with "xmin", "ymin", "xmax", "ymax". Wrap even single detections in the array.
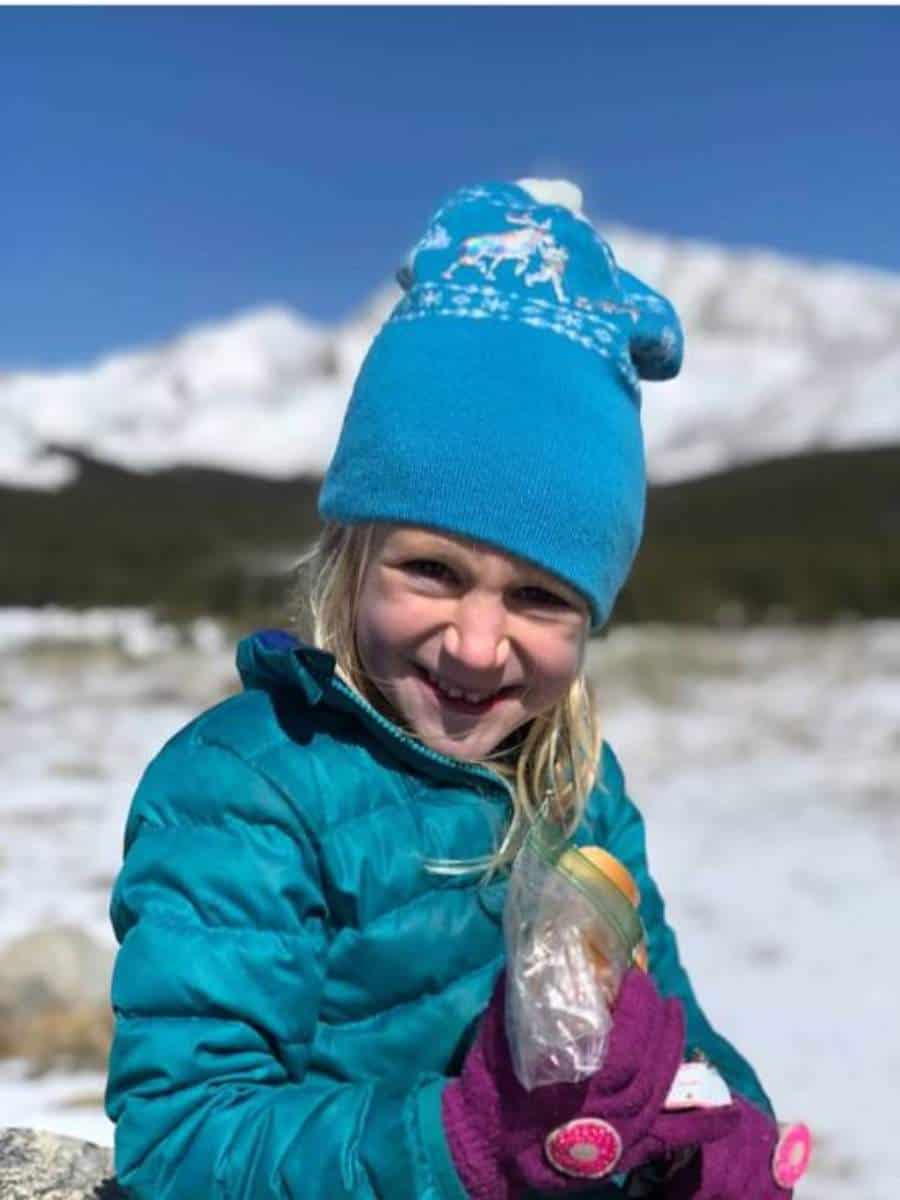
[{"xmin": 236, "ymin": 629, "xmax": 336, "ymax": 706}]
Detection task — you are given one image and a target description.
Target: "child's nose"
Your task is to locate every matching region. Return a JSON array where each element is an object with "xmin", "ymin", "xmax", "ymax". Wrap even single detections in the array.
[{"xmin": 443, "ymin": 606, "xmax": 510, "ymax": 672}]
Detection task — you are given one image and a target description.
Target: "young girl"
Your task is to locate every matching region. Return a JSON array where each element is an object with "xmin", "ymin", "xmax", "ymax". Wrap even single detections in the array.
[{"xmin": 105, "ymin": 179, "xmax": 808, "ymax": 1198}]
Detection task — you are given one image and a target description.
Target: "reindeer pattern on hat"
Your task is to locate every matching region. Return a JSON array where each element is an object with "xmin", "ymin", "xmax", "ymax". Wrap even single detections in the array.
[
  {"xmin": 390, "ymin": 188, "xmax": 683, "ymax": 393},
  {"xmin": 441, "ymin": 212, "xmax": 570, "ymax": 304}
]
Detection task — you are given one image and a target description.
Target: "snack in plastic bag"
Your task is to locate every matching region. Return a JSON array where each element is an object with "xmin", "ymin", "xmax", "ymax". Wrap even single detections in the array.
[
  {"xmin": 502, "ymin": 806, "xmax": 812, "ymax": 1191},
  {"xmin": 503, "ymin": 802, "xmax": 647, "ymax": 1091}
]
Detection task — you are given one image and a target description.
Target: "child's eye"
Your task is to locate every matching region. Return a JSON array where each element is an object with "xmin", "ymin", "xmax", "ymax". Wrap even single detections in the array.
[
  {"xmin": 405, "ymin": 559, "xmax": 455, "ymax": 581},
  {"xmin": 403, "ymin": 562, "xmax": 569, "ymax": 609}
]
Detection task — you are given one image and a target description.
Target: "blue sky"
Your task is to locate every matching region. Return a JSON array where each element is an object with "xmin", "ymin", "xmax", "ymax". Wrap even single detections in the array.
[{"xmin": 3, "ymin": 6, "xmax": 899, "ymax": 369}]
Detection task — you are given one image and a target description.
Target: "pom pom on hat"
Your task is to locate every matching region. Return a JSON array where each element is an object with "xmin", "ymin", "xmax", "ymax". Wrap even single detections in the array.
[
  {"xmin": 320, "ymin": 179, "xmax": 684, "ymax": 629},
  {"xmin": 516, "ymin": 177, "xmax": 585, "ymax": 215}
]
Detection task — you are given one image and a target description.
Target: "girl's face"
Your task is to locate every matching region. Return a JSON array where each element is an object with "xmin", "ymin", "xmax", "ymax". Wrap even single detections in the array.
[{"xmin": 355, "ymin": 524, "xmax": 590, "ymax": 762}]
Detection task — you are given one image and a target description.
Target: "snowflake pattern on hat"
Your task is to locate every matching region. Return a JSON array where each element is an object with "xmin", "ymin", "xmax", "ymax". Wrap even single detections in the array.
[{"xmin": 389, "ymin": 279, "xmax": 658, "ymax": 396}]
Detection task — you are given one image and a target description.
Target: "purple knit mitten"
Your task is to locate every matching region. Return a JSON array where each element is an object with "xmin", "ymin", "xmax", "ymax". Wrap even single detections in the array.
[
  {"xmin": 663, "ymin": 1094, "xmax": 811, "ymax": 1199},
  {"xmin": 441, "ymin": 968, "xmax": 740, "ymax": 1199}
]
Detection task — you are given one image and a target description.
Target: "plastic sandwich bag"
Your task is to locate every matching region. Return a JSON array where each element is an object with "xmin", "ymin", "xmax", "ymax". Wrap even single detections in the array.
[{"xmin": 502, "ymin": 800, "xmax": 647, "ymax": 1091}]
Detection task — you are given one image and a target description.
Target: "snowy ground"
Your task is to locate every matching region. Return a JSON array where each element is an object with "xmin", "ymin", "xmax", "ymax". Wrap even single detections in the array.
[{"xmin": 1, "ymin": 608, "xmax": 897, "ymax": 1198}]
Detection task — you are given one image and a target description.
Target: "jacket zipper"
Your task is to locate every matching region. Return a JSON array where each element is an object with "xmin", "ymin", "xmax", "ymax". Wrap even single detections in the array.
[{"xmin": 329, "ymin": 675, "xmax": 516, "ymax": 807}]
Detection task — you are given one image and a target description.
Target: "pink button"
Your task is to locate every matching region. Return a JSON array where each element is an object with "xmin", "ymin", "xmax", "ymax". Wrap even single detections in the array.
[
  {"xmin": 772, "ymin": 1122, "xmax": 812, "ymax": 1188},
  {"xmin": 545, "ymin": 1117, "xmax": 622, "ymax": 1179}
]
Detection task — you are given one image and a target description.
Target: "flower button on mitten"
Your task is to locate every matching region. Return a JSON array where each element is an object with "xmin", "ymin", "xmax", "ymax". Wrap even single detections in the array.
[
  {"xmin": 662, "ymin": 1093, "xmax": 812, "ymax": 1199},
  {"xmin": 441, "ymin": 968, "xmax": 741, "ymax": 1199}
]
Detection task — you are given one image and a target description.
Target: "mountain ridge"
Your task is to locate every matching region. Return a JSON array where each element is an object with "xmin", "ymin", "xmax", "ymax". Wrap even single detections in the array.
[{"xmin": 3, "ymin": 224, "xmax": 899, "ymax": 491}]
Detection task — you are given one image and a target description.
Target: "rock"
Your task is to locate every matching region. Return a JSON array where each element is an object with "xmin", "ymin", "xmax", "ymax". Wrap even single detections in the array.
[
  {"xmin": 0, "ymin": 1127, "xmax": 125, "ymax": 1199},
  {"xmin": 0, "ymin": 1004, "xmax": 113, "ymax": 1075},
  {"xmin": 0, "ymin": 927, "xmax": 113, "ymax": 1012},
  {"xmin": 0, "ymin": 928, "xmax": 114, "ymax": 1075}
]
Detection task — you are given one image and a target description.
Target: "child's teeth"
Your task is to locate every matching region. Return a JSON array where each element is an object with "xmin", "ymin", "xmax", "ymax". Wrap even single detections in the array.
[{"xmin": 425, "ymin": 669, "xmax": 495, "ymax": 705}]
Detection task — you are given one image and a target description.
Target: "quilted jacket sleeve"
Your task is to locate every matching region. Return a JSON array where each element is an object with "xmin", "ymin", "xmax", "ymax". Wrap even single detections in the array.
[
  {"xmin": 104, "ymin": 730, "xmax": 464, "ymax": 1200},
  {"xmin": 597, "ymin": 743, "xmax": 775, "ymax": 1118}
]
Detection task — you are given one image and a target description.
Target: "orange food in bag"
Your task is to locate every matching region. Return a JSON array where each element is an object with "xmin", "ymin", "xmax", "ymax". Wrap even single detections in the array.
[{"xmin": 559, "ymin": 845, "xmax": 649, "ymax": 974}]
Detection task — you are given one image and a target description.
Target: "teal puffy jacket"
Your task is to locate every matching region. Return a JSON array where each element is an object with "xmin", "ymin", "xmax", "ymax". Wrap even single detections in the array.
[{"xmin": 105, "ymin": 631, "xmax": 773, "ymax": 1199}]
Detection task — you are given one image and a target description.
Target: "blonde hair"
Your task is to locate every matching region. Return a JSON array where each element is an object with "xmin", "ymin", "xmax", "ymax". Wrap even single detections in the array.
[{"xmin": 290, "ymin": 521, "xmax": 603, "ymax": 882}]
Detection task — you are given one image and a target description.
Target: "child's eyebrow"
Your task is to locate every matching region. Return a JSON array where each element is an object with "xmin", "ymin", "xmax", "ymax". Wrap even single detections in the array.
[{"xmin": 390, "ymin": 536, "xmax": 472, "ymax": 566}]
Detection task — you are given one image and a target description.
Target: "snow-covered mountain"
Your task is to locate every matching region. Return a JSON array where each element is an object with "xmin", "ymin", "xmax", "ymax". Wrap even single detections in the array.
[{"xmin": 3, "ymin": 227, "xmax": 899, "ymax": 491}]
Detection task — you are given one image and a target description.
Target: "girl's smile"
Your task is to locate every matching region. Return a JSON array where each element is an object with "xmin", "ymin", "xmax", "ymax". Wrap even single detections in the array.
[
  {"xmin": 354, "ymin": 524, "xmax": 590, "ymax": 762},
  {"xmin": 412, "ymin": 661, "xmax": 522, "ymax": 713}
]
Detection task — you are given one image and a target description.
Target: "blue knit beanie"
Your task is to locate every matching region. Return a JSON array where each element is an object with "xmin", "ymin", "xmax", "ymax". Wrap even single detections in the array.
[{"xmin": 318, "ymin": 179, "xmax": 683, "ymax": 629}]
